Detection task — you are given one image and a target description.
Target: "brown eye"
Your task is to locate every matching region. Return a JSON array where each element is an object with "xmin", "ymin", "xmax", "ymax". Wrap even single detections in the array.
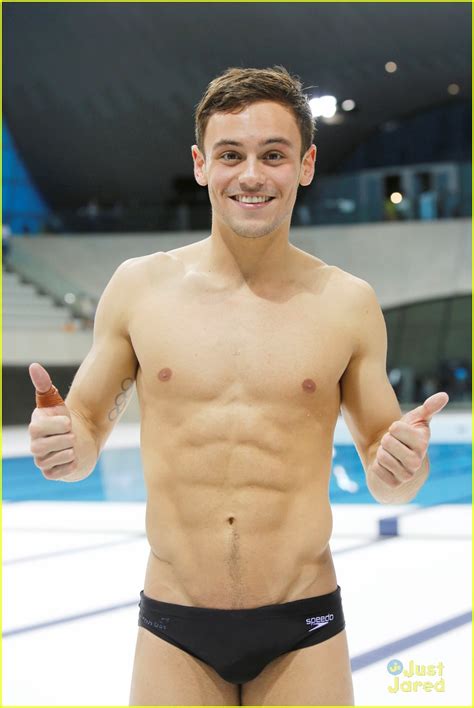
[
  {"xmin": 265, "ymin": 152, "xmax": 284, "ymax": 161},
  {"xmin": 221, "ymin": 152, "xmax": 240, "ymax": 161}
]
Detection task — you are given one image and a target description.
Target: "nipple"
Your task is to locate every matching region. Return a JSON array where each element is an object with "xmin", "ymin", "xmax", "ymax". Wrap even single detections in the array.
[
  {"xmin": 302, "ymin": 378, "xmax": 316, "ymax": 393},
  {"xmin": 158, "ymin": 368, "xmax": 172, "ymax": 382},
  {"xmin": 228, "ymin": 517, "xmax": 235, "ymax": 525}
]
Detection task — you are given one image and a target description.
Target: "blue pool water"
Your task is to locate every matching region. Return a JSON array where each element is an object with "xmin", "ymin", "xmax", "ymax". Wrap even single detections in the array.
[{"xmin": 3, "ymin": 444, "xmax": 471, "ymax": 505}]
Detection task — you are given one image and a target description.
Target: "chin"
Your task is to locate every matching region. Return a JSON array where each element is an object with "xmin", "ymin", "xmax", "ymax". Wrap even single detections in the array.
[
  {"xmin": 232, "ymin": 228, "xmax": 273, "ymax": 240},
  {"xmin": 226, "ymin": 218, "xmax": 286, "ymax": 240}
]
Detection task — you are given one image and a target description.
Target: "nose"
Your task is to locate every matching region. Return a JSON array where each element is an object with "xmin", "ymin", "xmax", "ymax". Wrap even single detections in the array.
[{"xmin": 238, "ymin": 157, "xmax": 265, "ymax": 191}]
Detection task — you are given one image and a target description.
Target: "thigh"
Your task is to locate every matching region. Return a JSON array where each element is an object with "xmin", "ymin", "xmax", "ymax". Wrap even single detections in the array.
[
  {"xmin": 241, "ymin": 629, "xmax": 354, "ymax": 706},
  {"xmin": 129, "ymin": 627, "xmax": 240, "ymax": 706}
]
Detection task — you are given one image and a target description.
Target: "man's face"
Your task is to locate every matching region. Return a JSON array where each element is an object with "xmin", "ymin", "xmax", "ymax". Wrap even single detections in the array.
[{"xmin": 192, "ymin": 101, "xmax": 316, "ymax": 240}]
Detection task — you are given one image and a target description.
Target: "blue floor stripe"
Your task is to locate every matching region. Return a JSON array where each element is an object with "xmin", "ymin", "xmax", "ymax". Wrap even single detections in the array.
[
  {"xmin": 351, "ymin": 611, "xmax": 472, "ymax": 672},
  {"xmin": 334, "ymin": 535, "xmax": 397, "ymax": 555},
  {"xmin": 3, "ymin": 599, "xmax": 140, "ymax": 637},
  {"xmin": 3, "ymin": 533, "xmax": 145, "ymax": 566}
]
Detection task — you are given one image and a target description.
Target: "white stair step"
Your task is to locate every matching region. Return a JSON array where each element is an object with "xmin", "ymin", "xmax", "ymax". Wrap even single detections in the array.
[{"xmin": 4, "ymin": 303, "xmax": 64, "ymax": 314}]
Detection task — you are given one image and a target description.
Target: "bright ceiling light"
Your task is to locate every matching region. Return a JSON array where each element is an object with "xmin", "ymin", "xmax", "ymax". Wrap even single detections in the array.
[
  {"xmin": 390, "ymin": 192, "xmax": 403, "ymax": 204},
  {"xmin": 309, "ymin": 95, "xmax": 337, "ymax": 118},
  {"xmin": 341, "ymin": 99, "xmax": 356, "ymax": 112},
  {"xmin": 385, "ymin": 61, "xmax": 397, "ymax": 73},
  {"xmin": 448, "ymin": 83, "xmax": 460, "ymax": 95}
]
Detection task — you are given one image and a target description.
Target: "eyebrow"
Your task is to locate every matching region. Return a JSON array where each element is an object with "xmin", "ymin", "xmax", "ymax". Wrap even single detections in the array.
[{"xmin": 211, "ymin": 137, "xmax": 293, "ymax": 151}]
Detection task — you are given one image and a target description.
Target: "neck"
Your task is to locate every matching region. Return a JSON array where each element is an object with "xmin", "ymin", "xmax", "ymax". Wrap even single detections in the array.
[{"xmin": 204, "ymin": 221, "xmax": 293, "ymax": 288}]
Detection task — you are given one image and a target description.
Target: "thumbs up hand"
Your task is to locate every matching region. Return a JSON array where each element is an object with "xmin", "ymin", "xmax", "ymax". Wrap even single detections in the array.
[
  {"xmin": 28, "ymin": 363, "xmax": 77, "ymax": 480},
  {"xmin": 372, "ymin": 392, "xmax": 449, "ymax": 487},
  {"xmin": 30, "ymin": 362, "xmax": 66, "ymax": 409}
]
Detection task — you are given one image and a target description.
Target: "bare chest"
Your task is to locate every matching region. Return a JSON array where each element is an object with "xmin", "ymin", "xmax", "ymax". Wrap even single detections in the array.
[{"xmin": 129, "ymin": 282, "xmax": 353, "ymax": 409}]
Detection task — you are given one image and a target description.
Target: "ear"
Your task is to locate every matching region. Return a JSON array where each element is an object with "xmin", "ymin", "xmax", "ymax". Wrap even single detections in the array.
[
  {"xmin": 299, "ymin": 145, "xmax": 317, "ymax": 187},
  {"xmin": 191, "ymin": 145, "xmax": 208, "ymax": 187}
]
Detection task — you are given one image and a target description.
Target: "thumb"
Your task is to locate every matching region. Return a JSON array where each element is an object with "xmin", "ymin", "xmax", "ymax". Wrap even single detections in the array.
[
  {"xmin": 29, "ymin": 362, "xmax": 53, "ymax": 393},
  {"xmin": 29, "ymin": 362, "xmax": 66, "ymax": 409},
  {"xmin": 401, "ymin": 391, "xmax": 449, "ymax": 425}
]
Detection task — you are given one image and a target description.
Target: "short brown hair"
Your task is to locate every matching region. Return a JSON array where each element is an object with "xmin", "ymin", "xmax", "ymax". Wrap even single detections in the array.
[{"xmin": 194, "ymin": 66, "xmax": 315, "ymax": 158}]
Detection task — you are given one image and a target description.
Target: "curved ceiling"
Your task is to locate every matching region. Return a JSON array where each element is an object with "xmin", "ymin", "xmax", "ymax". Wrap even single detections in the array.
[{"xmin": 3, "ymin": 2, "xmax": 471, "ymax": 209}]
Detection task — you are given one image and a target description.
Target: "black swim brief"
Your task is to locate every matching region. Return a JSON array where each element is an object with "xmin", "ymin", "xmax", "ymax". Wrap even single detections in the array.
[{"xmin": 138, "ymin": 584, "xmax": 345, "ymax": 684}]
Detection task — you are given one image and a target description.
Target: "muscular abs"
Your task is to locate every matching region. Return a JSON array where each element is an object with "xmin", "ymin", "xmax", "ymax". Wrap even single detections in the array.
[{"xmin": 129, "ymin": 252, "xmax": 353, "ymax": 609}]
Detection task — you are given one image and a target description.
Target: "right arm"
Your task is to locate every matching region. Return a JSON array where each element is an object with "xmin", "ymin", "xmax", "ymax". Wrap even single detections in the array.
[{"xmin": 30, "ymin": 258, "xmax": 141, "ymax": 482}]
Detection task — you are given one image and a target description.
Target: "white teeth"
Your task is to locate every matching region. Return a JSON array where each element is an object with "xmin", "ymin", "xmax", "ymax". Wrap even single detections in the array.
[{"xmin": 235, "ymin": 195, "xmax": 271, "ymax": 203}]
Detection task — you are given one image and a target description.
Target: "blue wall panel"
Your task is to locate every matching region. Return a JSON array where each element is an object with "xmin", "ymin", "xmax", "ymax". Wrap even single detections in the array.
[{"xmin": 2, "ymin": 120, "xmax": 50, "ymax": 234}]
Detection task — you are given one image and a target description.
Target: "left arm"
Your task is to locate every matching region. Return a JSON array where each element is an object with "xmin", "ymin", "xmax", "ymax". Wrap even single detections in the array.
[{"xmin": 339, "ymin": 278, "xmax": 448, "ymax": 504}]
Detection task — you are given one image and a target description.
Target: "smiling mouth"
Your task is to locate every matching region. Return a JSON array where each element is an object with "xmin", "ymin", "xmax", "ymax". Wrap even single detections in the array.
[{"xmin": 229, "ymin": 195, "xmax": 275, "ymax": 205}]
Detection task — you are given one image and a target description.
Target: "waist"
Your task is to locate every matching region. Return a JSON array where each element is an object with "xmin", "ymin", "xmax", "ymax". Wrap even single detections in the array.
[{"xmin": 143, "ymin": 531, "xmax": 337, "ymax": 609}]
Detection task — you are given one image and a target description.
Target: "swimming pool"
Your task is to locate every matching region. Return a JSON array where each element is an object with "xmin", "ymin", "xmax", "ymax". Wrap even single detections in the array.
[{"xmin": 4, "ymin": 442, "xmax": 471, "ymax": 506}]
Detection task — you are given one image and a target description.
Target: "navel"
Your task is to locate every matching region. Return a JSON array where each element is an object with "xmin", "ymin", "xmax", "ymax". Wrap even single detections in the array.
[
  {"xmin": 158, "ymin": 367, "xmax": 172, "ymax": 382},
  {"xmin": 302, "ymin": 378, "xmax": 316, "ymax": 393}
]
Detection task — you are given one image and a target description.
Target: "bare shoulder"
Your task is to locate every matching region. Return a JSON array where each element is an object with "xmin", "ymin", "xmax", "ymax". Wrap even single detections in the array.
[
  {"xmin": 114, "ymin": 251, "xmax": 177, "ymax": 277},
  {"xmin": 295, "ymin": 248, "xmax": 378, "ymax": 307},
  {"xmin": 112, "ymin": 245, "xmax": 193, "ymax": 286},
  {"xmin": 328, "ymin": 265, "xmax": 378, "ymax": 305},
  {"xmin": 331, "ymin": 270, "xmax": 383, "ymax": 345},
  {"xmin": 166, "ymin": 238, "xmax": 207, "ymax": 263},
  {"xmin": 122, "ymin": 239, "xmax": 207, "ymax": 279},
  {"xmin": 330, "ymin": 267, "xmax": 386, "ymax": 359}
]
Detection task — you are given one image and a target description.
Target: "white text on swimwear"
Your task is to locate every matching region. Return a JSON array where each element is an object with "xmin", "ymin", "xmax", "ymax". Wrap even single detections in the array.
[
  {"xmin": 141, "ymin": 615, "xmax": 171, "ymax": 632},
  {"xmin": 305, "ymin": 613, "xmax": 334, "ymax": 631}
]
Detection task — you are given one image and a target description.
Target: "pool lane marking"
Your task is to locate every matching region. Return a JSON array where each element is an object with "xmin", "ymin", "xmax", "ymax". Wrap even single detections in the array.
[
  {"xmin": 351, "ymin": 610, "xmax": 472, "ymax": 671},
  {"xmin": 3, "ymin": 533, "xmax": 146, "ymax": 566}
]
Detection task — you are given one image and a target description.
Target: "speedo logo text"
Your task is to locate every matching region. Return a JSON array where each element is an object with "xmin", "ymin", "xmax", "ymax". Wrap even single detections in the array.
[{"xmin": 305, "ymin": 613, "xmax": 334, "ymax": 631}]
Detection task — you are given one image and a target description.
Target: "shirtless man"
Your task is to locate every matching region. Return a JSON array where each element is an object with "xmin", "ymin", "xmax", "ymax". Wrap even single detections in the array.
[{"xmin": 28, "ymin": 66, "xmax": 449, "ymax": 706}]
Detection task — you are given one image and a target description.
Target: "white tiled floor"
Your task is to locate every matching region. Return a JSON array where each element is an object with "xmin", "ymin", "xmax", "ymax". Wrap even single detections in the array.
[{"xmin": 3, "ymin": 501, "xmax": 471, "ymax": 707}]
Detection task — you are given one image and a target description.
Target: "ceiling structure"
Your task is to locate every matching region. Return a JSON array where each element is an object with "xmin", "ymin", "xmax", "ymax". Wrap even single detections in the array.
[{"xmin": 3, "ymin": 2, "xmax": 471, "ymax": 209}]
